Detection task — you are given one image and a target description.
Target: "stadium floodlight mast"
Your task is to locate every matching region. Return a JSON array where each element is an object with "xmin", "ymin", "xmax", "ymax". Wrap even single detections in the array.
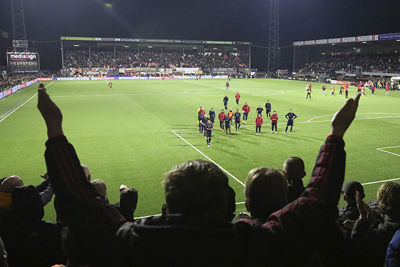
[
  {"xmin": 11, "ymin": 0, "xmax": 27, "ymax": 41},
  {"xmin": 267, "ymin": 0, "xmax": 279, "ymax": 77}
]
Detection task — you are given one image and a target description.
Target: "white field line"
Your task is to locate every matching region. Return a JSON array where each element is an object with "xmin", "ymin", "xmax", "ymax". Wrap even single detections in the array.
[
  {"xmin": 171, "ymin": 130, "xmax": 245, "ymax": 187},
  {"xmin": 0, "ymin": 81, "xmax": 54, "ymax": 124},
  {"xmin": 362, "ymin": 178, "xmax": 400, "ymax": 185},
  {"xmin": 376, "ymin": 146, "xmax": 400, "ymax": 157},
  {"xmin": 307, "ymin": 112, "xmax": 400, "ymax": 123}
]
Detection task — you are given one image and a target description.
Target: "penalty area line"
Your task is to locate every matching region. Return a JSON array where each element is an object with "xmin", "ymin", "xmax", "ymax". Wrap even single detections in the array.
[
  {"xmin": 171, "ymin": 130, "xmax": 245, "ymax": 187},
  {"xmin": 0, "ymin": 81, "xmax": 54, "ymax": 124}
]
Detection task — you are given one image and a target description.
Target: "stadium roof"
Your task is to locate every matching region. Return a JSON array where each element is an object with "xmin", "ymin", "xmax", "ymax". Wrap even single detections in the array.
[
  {"xmin": 293, "ymin": 32, "xmax": 400, "ymax": 47},
  {"xmin": 61, "ymin": 36, "xmax": 251, "ymax": 46}
]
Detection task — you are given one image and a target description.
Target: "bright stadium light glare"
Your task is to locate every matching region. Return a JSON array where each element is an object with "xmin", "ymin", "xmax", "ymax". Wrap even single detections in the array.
[
  {"xmin": 396, "ymin": 39, "xmax": 400, "ymax": 42},
  {"xmin": 331, "ymin": 44, "xmax": 335, "ymax": 46},
  {"xmin": 73, "ymin": 44, "xmax": 79, "ymax": 47},
  {"xmin": 362, "ymin": 41, "xmax": 367, "ymax": 44},
  {"xmin": 124, "ymin": 45, "xmax": 129, "ymax": 48},
  {"xmin": 148, "ymin": 46, "xmax": 152, "ymax": 48}
]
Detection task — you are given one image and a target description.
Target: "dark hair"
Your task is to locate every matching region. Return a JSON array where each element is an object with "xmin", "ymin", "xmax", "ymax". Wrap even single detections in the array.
[{"xmin": 163, "ymin": 160, "xmax": 230, "ymax": 221}]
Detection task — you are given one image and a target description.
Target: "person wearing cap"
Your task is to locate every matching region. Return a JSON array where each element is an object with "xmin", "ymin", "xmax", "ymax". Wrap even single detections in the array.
[{"xmin": 338, "ymin": 181, "xmax": 365, "ymax": 222}]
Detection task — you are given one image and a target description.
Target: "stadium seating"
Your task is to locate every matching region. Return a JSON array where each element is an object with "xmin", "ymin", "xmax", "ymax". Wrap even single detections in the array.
[
  {"xmin": 299, "ymin": 52, "xmax": 400, "ymax": 74},
  {"xmin": 64, "ymin": 49, "xmax": 248, "ymax": 69}
]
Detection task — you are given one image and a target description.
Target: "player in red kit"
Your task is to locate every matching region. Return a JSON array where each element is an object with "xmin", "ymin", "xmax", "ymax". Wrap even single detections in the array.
[
  {"xmin": 218, "ymin": 109, "xmax": 226, "ymax": 130},
  {"xmin": 255, "ymin": 114, "xmax": 263, "ymax": 135},
  {"xmin": 242, "ymin": 102, "xmax": 250, "ymax": 124},
  {"xmin": 235, "ymin": 92, "xmax": 240, "ymax": 105},
  {"xmin": 270, "ymin": 110, "xmax": 278, "ymax": 134},
  {"xmin": 386, "ymin": 83, "xmax": 390, "ymax": 95},
  {"xmin": 108, "ymin": 82, "xmax": 112, "ymax": 88},
  {"xmin": 226, "ymin": 81, "xmax": 230, "ymax": 91}
]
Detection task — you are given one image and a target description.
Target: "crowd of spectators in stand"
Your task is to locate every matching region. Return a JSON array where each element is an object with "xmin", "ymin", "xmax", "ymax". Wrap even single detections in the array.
[
  {"xmin": 299, "ymin": 52, "xmax": 400, "ymax": 74},
  {"xmin": 1, "ymin": 85, "xmax": 400, "ymax": 267},
  {"xmin": 0, "ymin": 73, "xmax": 38, "ymax": 91},
  {"xmin": 64, "ymin": 49, "xmax": 248, "ymax": 69}
]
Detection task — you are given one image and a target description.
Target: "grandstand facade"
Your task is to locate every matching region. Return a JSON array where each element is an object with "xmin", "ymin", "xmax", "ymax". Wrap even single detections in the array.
[
  {"xmin": 60, "ymin": 37, "xmax": 252, "ymax": 77},
  {"xmin": 292, "ymin": 33, "xmax": 400, "ymax": 82}
]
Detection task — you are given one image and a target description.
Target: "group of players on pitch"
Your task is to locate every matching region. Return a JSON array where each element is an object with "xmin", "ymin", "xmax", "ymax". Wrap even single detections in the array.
[{"xmin": 197, "ymin": 87, "xmax": 298, "ymax": 147}]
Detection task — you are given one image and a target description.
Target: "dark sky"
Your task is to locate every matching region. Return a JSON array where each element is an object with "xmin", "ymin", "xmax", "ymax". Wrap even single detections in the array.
[{"xmin": 1, "ymin": 0, "xmax": 400, "ymax": 69}]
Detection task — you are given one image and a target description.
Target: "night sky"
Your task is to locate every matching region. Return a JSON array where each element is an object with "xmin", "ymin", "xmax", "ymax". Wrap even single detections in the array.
[{"xmin": 1, "ymin": 0, "xmax": 400, "ymax": 69}]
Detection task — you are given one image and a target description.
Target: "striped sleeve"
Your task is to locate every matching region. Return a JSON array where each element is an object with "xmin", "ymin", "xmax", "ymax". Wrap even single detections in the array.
[
  {"xmin": 261, "ymin": 135, "xmax": 346, "ymax": 244},
  {"xmin": 45, "ymin": 136, "xmax": 126, "ymax": 266}
]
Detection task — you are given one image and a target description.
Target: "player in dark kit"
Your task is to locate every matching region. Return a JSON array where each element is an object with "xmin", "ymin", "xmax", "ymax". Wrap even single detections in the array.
[
  {"xmin": 256, "ymin": 106, "xmax": 264, "ymax": 116},
  {"xmin": 265, "ymin": 100, "xmax": 271, "ymax": 117},
  {"xmin": 345, "ymin": 86, "xmax": 349, "ymax": 98},
  {"xmin": 223, "ymin": 96, "xmax": 229, "ymax": 110},
  {"xmin": 226, "ymin": 81, "xmax": 230, "ymax": 91},
  {"xmin": 205, "ymin": 120, "xmax": 213, "ymax": 147},
  {"xmin": 224, "ymin": 116, "xmax": 232, "ymax": 136},
  {"xmin": 322, "ymin": 85, "xmax": 326, "ymax": 96},
  {"xmin": 306, "ymin": 87, "xmax": 311, "ymax": 99},
  {"xmin": 218, "ymin": 109, "xmax": 226, "ymax": 130},
  {"xmin": 108, "ymin": 82, "xmax": 113, "ymax": 88},
  {"xmin": 198, "ymin": 113, "xmax": 204, "ymax": 134},
  {"xmin": 200, "ymin": 114, "xmax": 209, "ymax": 137},
  {"xmin": 234, "ymin": 109, "xmax": 241, "ymax": 130},
  {"xmin": 285, "ymin": 109, "xmax": 297, "ymax": 134},
  {"xmin": 209, "ymin": 108, "xmax": 215, "ymax": 124}
]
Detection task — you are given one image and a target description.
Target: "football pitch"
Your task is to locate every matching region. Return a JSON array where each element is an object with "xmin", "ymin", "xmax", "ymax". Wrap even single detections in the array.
[{"xmin": 0, "ymin": 78, "xmax": 399, "ymax": 221}]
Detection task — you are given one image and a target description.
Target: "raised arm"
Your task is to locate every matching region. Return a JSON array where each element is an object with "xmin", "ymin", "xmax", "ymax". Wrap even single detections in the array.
[
  {"xmin": 38, "ymin": 84, "xmax": 126, "ymax": 266},
  {"xmin": 262, "ymin": 94, "xmax": 361, "ymax": 247}
]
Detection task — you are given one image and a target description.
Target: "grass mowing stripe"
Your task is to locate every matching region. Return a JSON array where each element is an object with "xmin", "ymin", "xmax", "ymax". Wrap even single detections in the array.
[{"xmin": 171, "ymin": 130, "xmax": 245, "ymax": 187}]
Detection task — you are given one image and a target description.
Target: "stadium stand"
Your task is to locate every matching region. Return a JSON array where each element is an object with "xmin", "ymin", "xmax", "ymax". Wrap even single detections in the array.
[{"xmin": 64, "ymin": 49, "xmax": 248, "ymax": 69}]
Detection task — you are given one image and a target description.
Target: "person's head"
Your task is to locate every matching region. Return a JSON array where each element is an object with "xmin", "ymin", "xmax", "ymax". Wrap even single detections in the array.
[
  {"xmin": 221, "ymin": 109, "xmax": 224, "ymax": 112},
  {"xmin": 245, "ymin": 167, "xmax": 288, "ymax": 221},
  {"xmin": 289, "ymin": 109, "xmax": 293, "ymax": 112},
  {"xmin": 81, "ymin": 164, "xmax": 91, "ymax": 181},
  {"xmin": 91, "ymin": 179, "xmax": 108, "ymax": 202},
  {"xmin": 236, "ymin": 109, "xmax": 239, "ymax": 112},
  {"xmin": 258, "ymin": 105, "xmax": 261, "ymax": 108},
  {"xmin": 267, "ymin": 100, "xmax": 269, "ymax": 103},
  {"xmin": 283, "ymin": 157, "xmax": 306, "ymax": 182},
  {"xmin": 342, "ymin": 181, "xmax": 365, "ymax": 204},
  {"xmin": 273, "ymin": 110, "xmax": 277, "ymax": 114},
  {"xmin": 257, "ymin": 114, "xmax": 261, "ymax": 117},
  {"xmin": 229, "ymin": 109, "xmax": 232, "ymax": 112},
  {"xmin": 200, "ymin": 105, "xmax": 203, "ymax": 109},
  {"xmin": 245, "ymin": 102, "xmax": 247, "ymax": 105},
  {"xmin": 377, "ymin": 182, "xmax": 400, "ymax": 220},
  {"xmin": 204, "ymin": 114, "xmax": 207, "ymax": 118},
  {"xmin": 0, "ymin": 176, "xmax": 23, "ymax": 193},
  {"xmin": 211, "ymin": 108, "xmax": 214, "ymax": 111},
  {"xmin": 207, "ymin": 120, "xmax": 211, "ymax": 124},
  {"xmin": 163, "ymin": 159, "xmax": 231, "ymax": 221}
]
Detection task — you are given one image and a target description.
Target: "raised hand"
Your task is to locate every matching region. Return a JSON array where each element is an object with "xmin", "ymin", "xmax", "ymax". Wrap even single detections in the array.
[
  {"xmin": 356, "ymin": 190, "xmax": 370, "ymax": 219},
  {"xmin": 37, "ymin": 83, "xmax": 64, "ymax": 138},
  {"xmin": 330, "ymin": 93, "xmax": 361, "ymax": 138}
]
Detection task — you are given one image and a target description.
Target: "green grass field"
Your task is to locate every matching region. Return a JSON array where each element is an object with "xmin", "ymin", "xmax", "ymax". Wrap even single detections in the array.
[{"xmin": 0, "ymin": 78, "xmax": 399, "ymax": 221}]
